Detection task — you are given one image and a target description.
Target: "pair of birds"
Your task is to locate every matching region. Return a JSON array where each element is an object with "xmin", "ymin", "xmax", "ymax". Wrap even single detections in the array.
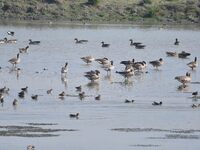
[
  {"xmin": 129, "ymin": 39, "xmax": 146, "ymax": 49},
  {"xmin": 166, "ymin": 51, "xmax": 191, "ymax": 58},
  {"xmin": 74, "ymin": 38, "xmax": 110, "ymax": 48}
]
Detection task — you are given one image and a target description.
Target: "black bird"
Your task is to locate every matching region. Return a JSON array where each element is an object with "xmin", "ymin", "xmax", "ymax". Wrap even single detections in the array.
[
  {"xmin": 124, "ymin": 99, "xmax": 134, "ymax": 103},
  {"xmin": 31, "ymin": 95, "xmax": 38, "ymax": 100},
  {"xmin": 174, "ymin": 38, "xmax": 180, "ymax": 45},
  {"xmin": 74, "ymin": 38, "xmax": 88, "ymax": 44},
  {"xmin": 192, "ymin": 91, "xmax": 198, "ymax": 98},
  {"xmin": 152, "ymin": 101, "xmax": 162, "ymax": 106},
  {"xmin": 13, "ymin": 99, "xmax": 18, "ymax": 106},
  {"xmin": 101, "ymin": 41, "xmax": 110, "ymax": 48},
  {"xmin": 75, "ymin": 85, "xmax": 82, "ymax": 92},
  {"xmin": 95, "ymin": 94, "xmax": 101, "ymax": 100},
  {"xmin": 18, "ymin": 91, "xmax": 25, "ymax": 98},
  {"xmin": 69, "ymin": 113, "xmax": 79, "ymax": 119},
  {"xmin": 21, "ymin": 86, "xmax": 28, "ymax": 92},
  {"xmin": 178, "ymin": 51, "xmax": 191, "ymax": 58},
  {"xmin": 120, "ymin": 59, "xmax": 135, "ymax": 66},
  {"xmin": 29, "ymin": 39, "xmax": 40, "ymax": 45}
]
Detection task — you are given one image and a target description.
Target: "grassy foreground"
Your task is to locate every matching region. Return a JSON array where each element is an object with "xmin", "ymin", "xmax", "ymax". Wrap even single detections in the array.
[{"xmin": 0, "ymin": 0, "xmax": 200, "ymax": 24}]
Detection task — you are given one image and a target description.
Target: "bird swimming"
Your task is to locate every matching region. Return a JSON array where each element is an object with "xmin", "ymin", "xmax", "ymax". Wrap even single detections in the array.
[
  {"xmin": 29, "ymin": 39, "xmax": 40, "ymax": 45},
  {"xmin": 101, "ymin": 41, "xmax": 110, "ymax": 47}
]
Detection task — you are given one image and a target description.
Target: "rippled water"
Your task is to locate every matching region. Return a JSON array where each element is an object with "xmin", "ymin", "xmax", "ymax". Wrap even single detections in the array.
[{"xmin": 0, "ymin": 23, "xmax": 200, "ymax": 150}]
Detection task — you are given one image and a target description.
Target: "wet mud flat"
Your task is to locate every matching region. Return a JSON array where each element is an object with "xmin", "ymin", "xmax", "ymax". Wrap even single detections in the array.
[{"xmin": 0, "ymin": 123, "xmax": 78, "ymax": 137}]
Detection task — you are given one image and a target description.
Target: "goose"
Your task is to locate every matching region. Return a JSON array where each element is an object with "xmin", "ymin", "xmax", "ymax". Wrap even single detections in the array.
[
  {"xmin": 95, "ymin": 57, "xmax": 109, "ymax": 65},
  {"xmin": 74, "ymin": 38, "xmax": 88, "ymax": 43},
  {"xmin": 21, "ymin": 86, "xmax": 28, "ymax": 92},
  {"xmin": 95, "ymin": 94, "xmax": 101, "ymax": 100},
  {"xmin": 174, "ymin": 38, "xmax": 179, "ymax": 45},
  {"xmin": 12, "ymin": 99, "xmax": 18, "ymax": 106},
  {"xmin": 178, "ymin": 51, "xmax": 190, "ymax": 58},
  {"xmin": 166, "ymin": 51, "xmax": 177, "ymax": 57},
  {"xmin": 104, "ymin": 60, "xmax": 115, "ymax": 74},
  {"xmin": 129, "ymin": 39, "xmax": 142, "ymax": 46},
  {"xmin": 0, "ymin": 86, "xmax": 9, "ymax": 94},
  {"xmin": 0, "ymin": 38, "xmax": 6, "ymax": 44},
  {"xmin": 7, "ymin": 31, "xmax": 14, "ymax": 36},
  {"xmin": 4, "ymin": 38, "xmax": 17, "ymax": 43},
  {"xmin": 135, "ymin": 44, "xmax": 146, "ymax": 49},
  {"xmin": 19, "ymin": 46, "xmax": 29, "ymax": 53},
  {"xmin": 31, "ymin": 95, "xmax": 38, "ymax": 100},
  {"xmin": 101, "ymin": 41, "xmax": 110, "ymax": 47},
  {"xmin": 47, "ymin": 89, "xmax": 53, "ymax": 94},
  {"xmin": 133, "ymin": 61, "xmax": 147, "ymax": 71},
  {"xmin": 116, "ymin": 69, "xmax": 134, "ymax": 78},
  {"xmin": 84, "ymin": 70, "xmax": 100, "ymax": 81},
  {"xmin": 124, "ymin": 99, "xmax": 134, "ymax": 103},
  {"xmin": 61, "ymin": 62, "xmax": 68, "ymax": 73},
  {"xmin": 8, "ymin": 53, "xmax": 20, "ymax": 67},
  {"xmin": 59, "ymin": 91, "xmax": 66, "ymax": 98},
  {"xmin": 120, "ymin": 59, "xmax": 135, "ymax": 66},
  {"xmin": 192, "ymin": 91, "xmax": 198, "ymax": 98},
  {"xmin": 81, "ymin": 56, "xmax": 95, "ymax": 64},
  {"xmin": 152, "ymin": 101, "xmax": 162, "ymax": 106},
  {"xmin": 187, "ymin": 57, "xmax": 198, "ymax": 70},
  {"xmin": 175, "ymin": 72, "xmax": 191, "ymax": 86},
  {"xmin": 18, "ymin": 91, "xmax": 25, "ymax": 98},
  {"xmin": 69, "ymin": 113, "xmax": 79, "ymax": 118},
  {"xmin": 29, "ymin": 39, "xmax": 40, "ymax": 45},
  {"xmin": 149, "ymin": 58, "xmax": 164, "ymax": 69},
  {"xmin": 27, "ymin": 145, "xmax": 35, "ymax": 150},
  {"xmin": 75, "ymin": 85, "xmax": 82, "ymax": 92}
]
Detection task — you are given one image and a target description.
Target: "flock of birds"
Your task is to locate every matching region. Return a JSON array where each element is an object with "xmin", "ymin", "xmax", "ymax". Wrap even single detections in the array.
[{"xmin": 0, "ymin": 30, "xmax": 199, "ymax": 117}]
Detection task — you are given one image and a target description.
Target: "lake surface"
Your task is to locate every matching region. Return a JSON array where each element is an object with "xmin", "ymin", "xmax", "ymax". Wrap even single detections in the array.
[{"xmin": 0, "ymin": 23, "xmax": 200, "ymax": 150}]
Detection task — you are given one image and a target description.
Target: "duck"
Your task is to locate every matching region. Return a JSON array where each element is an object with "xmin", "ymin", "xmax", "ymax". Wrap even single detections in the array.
[
  {"xmin": 174, "ymin": 38, "xmax": 180, "ymax": 45},
  {"xmin": 31, "ymin": 95, "xmax": 38, "ymax": 100},
  {"xmin": 149, "ymin": 58, "xmax": 164, "ymax": 69},
  {"xmin": 95, "ymin": 94, "xmax": 101, "ymax": 100},
  {"xmin": 79, "ymin": 92, "xmax": 85, "ymax": 100},
  {"xmin": 152, "ymin": 101, "xmax": 162, "ymax": 106},
  {"xmin": 175, "ymin": 72, "xmax": 191, "ymax": 86},
  {"xmin": 84, "ymin": 70, "xmax": 100, "ymax": 81},
  {"xmin": 101, "ymin": 41, "xmax": 110, "ymax": 47},
  {"xmin": 7, "ymin": 31, "xmax": 14, "ymax": 36},
  {"xmin": 19, "ymin": 46, "xmax": 29, "ymax": 53},
  {"xmin": 74, "ymin": 38, "xmax": 88, "ymax": 44},
  {"xmin": 81, "ymin": 56, "xmax": 95, "ymax": 64},
  {"xmin": 8, "ymin": 53, "xmax": 20, "ymax": 67},
  {"xmin": 187, "ymin": 57, "xmax": 198, "ymax": 70},
  {"xmin": 166, "ymin": 51, "xmax": 177, "ymax": 57},
  {"xmin": 21, "ymin": 86, "xmax": 28, "ymax": 92},
  {"xmin": 61, "ymin": 62, "xmax": 68, "ymax": 74},
  {"xmin": 124, "ymin": 99, "xmax": 134, "ymax": 103},
  {"xmin": 69, "ymin": 113, "xmax": 79, "ymax": 118},
  {"xmin": 12, "ymin": 99, "xmax": 18, "ymax": 106},
  {"xmin": 178, "ymin": 51, "xmax": 191, "ymax": 58},
  {"xmin": 47, "ymin": 89, "xmax": 53, "ymax": 94},
  {"xmin": 75, "ymin": 85, "xmax": 82, "ymax": 92},
  {"xmin": 29, "ymin": 39, "xmax": 40, "ymax": 45},
  {"xmin": 104, "ymin": 60, "xmax": 115, "ymax": 74},
  {"xmin": 18, "ymin": 90, "xmax": 25, "ymax": 98}
]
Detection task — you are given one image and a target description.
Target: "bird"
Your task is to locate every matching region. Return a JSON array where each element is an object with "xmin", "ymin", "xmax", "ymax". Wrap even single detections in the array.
[
  {"xmin": 174, "ymin": 38, "xmax": 180, "ymax": 45},
  {"xmin": 12, "ymin": 99, "xmax": 18, "ymax": 106},
  {"xmin": 75, "ymin": 85, "xmax": 82, "ymax": 92},
  {"xmin": 27, "ymin": 145, "xmax": 35, "ymax": 150},
  {"xmin": 8, "ymin": 53, "xmax": 20, "ymax": 67},
  {"xmin": 124, "ymin": 99, "xmax": 134, "ymax": 103},
  {"xmin": 192, "ymin": 91, "xmax": 198, "ymax": 98},
  {"xmin": 4, "ymin": 38, "xmax": 17, "ymax": 43},
  {"xmin": 95, "ymin": 94, "xmax": 101, "ymax": 100},
  {"xmin": 61, "ymin": 62, "xmax": 68, "ymax": 74},
  {"xmin": 59, "ymin": 91, "xmax": 66, "ymax": 98},
  {"xmin": 166, "ymin": 51, "xmax": 177, "ymax": 57},
  {"xmin": 116, "ymin": 69, "xmax": 134, "ymax": 78},
  {"xmin": 178, "ymin": 51, "xmax": 191, "ymax": 58},
  {"xmin": 69, "ymin": 113, "xmax": 79, "ymax": 119},
  {"xmin": 133, "ymin": 61, "xmax": 147, "ymax": 71},
  {"xmin": 21, "ymin": 86, "xmax": 28, "ymax": 92},
  {"xmin": 79, "ymin": 92, "xmax": 85, "ymax": 100},
  {"xmin": 104, "ymin": 60, "xmax": 115, "ymax": 74},
  {"xmin": 29, "ymin": 39, "xmax": 40, "ymax": 45},
  {"xmin": 175, "ymin": 72, "xmax": 191, "ymax": 86},
  {"xmin": 0, "ymin": 86, "xmax": 9, "ymax": 94},
  {"xmin": 101, "ymin": 41, "xmax": 110, "ymax": 47},
  {"xmin": 95, "ymin": 57, "xmax": 110, "ymax": 65},
  {"xmin": 74, "ymin": 38, "xmax": 88, "ymax": 43},
  {"xmin": 152, "ymin": 101, "xmax": 162, "ymax": 106},
  {"xmin": 31, "ymin": 95, "xmax": 38, "ymax": 100},
  {"xmin": 0, "ymin": 93, "xmax": 4, "ymax": 100},
  {"xmin": 84, "ymin": 70, "xmax": 100, "ymax": 81},
  {"xmin": 18, "ymin": 91, "xmax": 25, "ymax": 98},
  {"xmin": 149, "ymin": 58, "xmax": 164, "ymax": 69},
  {"xmin": 81, "ymin": 56, "xmax": 95, "ymax": 64},
  {"xmin": 19, "ymin": 46, "xmax": 29, "ymax": 53},
  {"xmin": 187, "ymin": 57, "xmax": 198, "ymax": 70},
  {"xmin": 0, "ymin": 38, "xmax": 6, "ymax": 44},
  {"xmin": 120, "ymin": 59, "xmax": 135, "ymax": 66},
  {"xmin": 7, "ymin": 31, "xmax": 14, "ymax": 36},
  {"xmin": 0, "ymin": 98, "xmax": 4, "ymax": 105},
  {"xmin": 129, "ymin": 39, "xmax": 142, "ymax": 46},
  {"xmin": 47, "ymin": 89, "xmax": 53, "ymax": 94}
]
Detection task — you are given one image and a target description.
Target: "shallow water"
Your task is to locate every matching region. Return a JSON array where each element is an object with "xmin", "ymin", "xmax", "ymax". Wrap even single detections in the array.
[{"xmin": 0, "ymin": 23, "xmax": 200, "ymax": 150}]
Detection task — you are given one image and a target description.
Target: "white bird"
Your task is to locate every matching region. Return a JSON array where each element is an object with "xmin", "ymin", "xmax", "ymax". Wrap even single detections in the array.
[
  {"xmin": 8, "ymin": 53, "xmax": 20, "ymax": 66},
  {"xmin": 187, "ymin": 57, "xmax": 198, "ymax": 70},
  {"xmin": 175, "ymin": 72, "xmax": 191, "ymax": 86}
]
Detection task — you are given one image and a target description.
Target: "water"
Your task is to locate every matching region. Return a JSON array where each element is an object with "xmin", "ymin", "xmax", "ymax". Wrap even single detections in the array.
[{"xmin": 0, "ymin": 23, "xmax": 200, "ymax": 149}]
